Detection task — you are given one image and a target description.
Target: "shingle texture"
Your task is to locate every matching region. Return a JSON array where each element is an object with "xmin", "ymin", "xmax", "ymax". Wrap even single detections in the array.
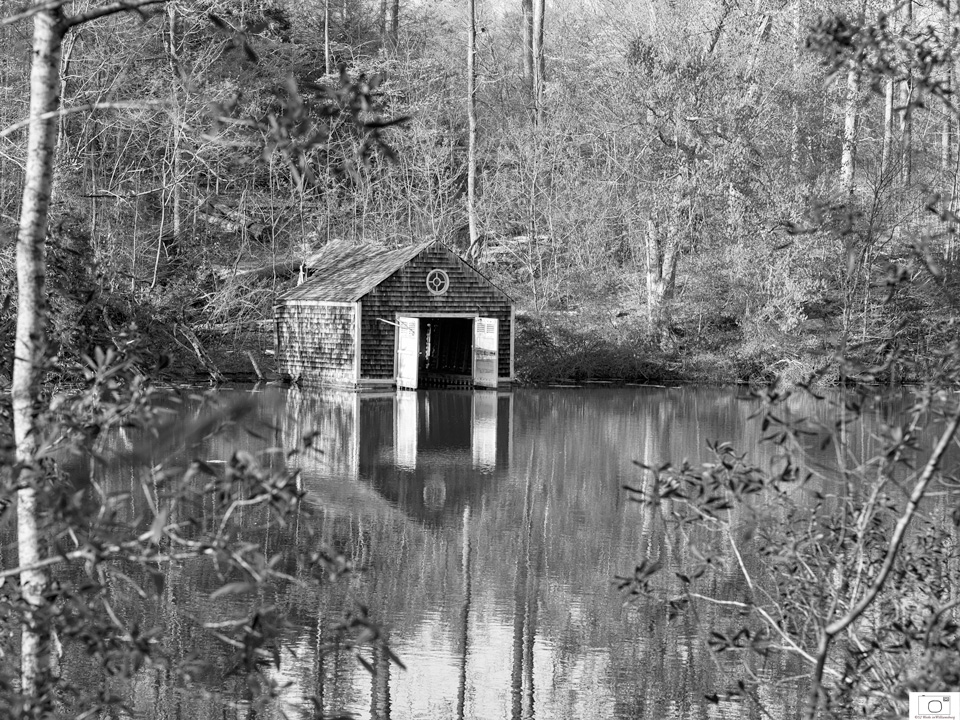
[
  {"xmin": 275, "ymin": 303, "xmax": 356, "ymax": 383},
  {"xmin": 275, "ymin": 241, "xmax": 513, "ymax": 384},
  {"xmin": 277, "ymin": 239, "xmax": 434, "ymax": 303},
  {"xmin": 359, "ymin": 244, "xmax": 512, "ymax": 379}
]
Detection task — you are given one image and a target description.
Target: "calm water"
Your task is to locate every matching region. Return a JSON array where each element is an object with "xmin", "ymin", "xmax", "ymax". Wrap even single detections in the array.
[{"xmin": 73, "ymin": 386, "xmax": 901, "ymax": 719}]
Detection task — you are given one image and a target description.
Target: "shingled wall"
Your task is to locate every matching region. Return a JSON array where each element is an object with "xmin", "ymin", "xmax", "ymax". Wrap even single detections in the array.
[
  {"xmin": 275, "ymin": 303, "xmax": 356, "ymax": 384},
  {"xmin": 358, "ymin": 244, "xmax": 512, "ymax": 380}
]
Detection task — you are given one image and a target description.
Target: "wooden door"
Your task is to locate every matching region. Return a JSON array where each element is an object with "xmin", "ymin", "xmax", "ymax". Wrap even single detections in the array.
[
  {"xmin": 397, "ymin": 316, "xmax": 419, "ymax": 389},
  {"xmin": 473, "ymin": 317, "xmax": 498, "ymax": 389}
]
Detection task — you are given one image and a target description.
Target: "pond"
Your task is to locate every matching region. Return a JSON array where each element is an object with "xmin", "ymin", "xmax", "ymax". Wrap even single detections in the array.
[{"xmin": 67, "ymin": 385, "xmax": 913, "ymax": 719}]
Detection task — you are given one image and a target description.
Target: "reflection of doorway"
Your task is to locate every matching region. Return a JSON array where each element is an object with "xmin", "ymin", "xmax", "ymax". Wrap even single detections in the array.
[{"xmin": 396, "ymin": 315, "xmax": 499, "ymax": 389}]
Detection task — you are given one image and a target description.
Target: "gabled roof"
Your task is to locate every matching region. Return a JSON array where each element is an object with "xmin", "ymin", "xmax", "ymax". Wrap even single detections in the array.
[{"xmin": 277, "ymin": 239, "xmax": 435, "ymax": 303}]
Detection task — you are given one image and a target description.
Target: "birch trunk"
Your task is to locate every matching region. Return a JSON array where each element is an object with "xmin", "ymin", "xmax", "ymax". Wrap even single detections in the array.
[
  {"xmin": 881, "ymin": 78, "xmax": 893, "ymax": 173},
  {"xmin": 166, "ymin": 3, "xmax": 182, "ymax": 245},
  {"xmin": 324, "ymin": 0, "xmax": 331, "ymax": 74},
  {"xmin": 532, "ymin": 0, "xmax": 544, "ymax": 121},
  {"xmin": 790, "ymin": 0, "xmax": 802, "ymax": 180},
  {"xmin": 942, "ymin": 0, "xmax": 952, "ymax": 182},
  {"xmin": 902, "ymin": 0, "xmax": 913, "ymax": 187},
  {"xmin": 841, "ymin": 67, "xmax": 858, "ymax": 197},
  {"xmin": 521, "ymin": 0, "xmax": 533, "ymax": 90},
  {"xmin": 466, "ymin": 0, "xmax": 480, "ymax": 261},
  {"xmin": 456, "ymin": 507, "xmax": 471, "ymax": 720},
  {"xmin": 15, "ymin": 1, "xmax": 66, "ymax": 699}
]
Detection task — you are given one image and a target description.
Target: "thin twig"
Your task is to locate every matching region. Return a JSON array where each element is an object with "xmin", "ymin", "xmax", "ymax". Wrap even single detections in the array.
[
  {"xmin": 826, "ymin": 402, "xmax": 960, "ymax": 636},
  {"xmin": 0, "ymin": 101, "xmax": 163, "ymax": 139},
  {"xmin": 924, "ymin": 597, "xmax": 960, "ymax": 646},
  {"xmin": 64, "ymin": 0, "xmax": 168, "ymax": 27},
  {"xmin": 0, "ymin": 0, "xmax": 68, "ymax": 26},
  {"xmin": 686, "ymin": 593, "xmax": 842, "ymax": 677},
  {"xmin": 727, "ymin": 527, "xmax": 755, "ymax": 594}
]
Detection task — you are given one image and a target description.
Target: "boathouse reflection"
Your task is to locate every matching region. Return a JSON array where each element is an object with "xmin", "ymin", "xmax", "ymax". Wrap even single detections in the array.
[
  {"xmin": 285, "ymin": 388, "xmax": 514, "ymax": 524},
  {"xmin": 81, "ymin": 387, "xmax": 823, "ymax": 720}
]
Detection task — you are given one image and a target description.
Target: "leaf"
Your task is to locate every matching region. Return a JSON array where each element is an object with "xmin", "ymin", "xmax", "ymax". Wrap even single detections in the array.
[
  {"xmin": 208, "ymin": 13, "xmax": 231, "ymax": 32},
  {"xmin": 383, "ymin": 644, "xmax": 407, "ymax": 670},
  {"xmin": 149, "ymin": 507, "xmax": 168, "ymax": 545},
  {"xmin": 242, "ymin": 40, "xmax": 259, "ymax": 63},
  {"xmin": 356, "ymin": 654, "xmax": 374, "ymax": 674},
  {"xmin": 210, "ymin": 582, "xmax": 256, "ymax": 599},
  {"xmin": 149, "ymin": 568, "xmax": 165, "ymax": 596}
]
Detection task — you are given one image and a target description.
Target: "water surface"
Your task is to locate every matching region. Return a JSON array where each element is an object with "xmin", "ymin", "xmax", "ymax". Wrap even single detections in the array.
[{"xmin": 83, "ymin": 386, "xmax": 890, "ymax": 719}]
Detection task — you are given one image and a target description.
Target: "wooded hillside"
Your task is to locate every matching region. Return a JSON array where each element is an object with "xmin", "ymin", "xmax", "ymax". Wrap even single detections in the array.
[{"xmin": 1, "ymin": 0, "xmax": 956, "ymax": 384}]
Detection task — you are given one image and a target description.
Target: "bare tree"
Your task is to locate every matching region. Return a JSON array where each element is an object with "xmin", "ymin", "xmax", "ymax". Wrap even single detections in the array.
[
  {"xmin": 532, "ymin": 0, "xmax": 544, "ymax": 120},
  {"xmin": 521, "ymin": 0, "xmax": 532, "ymax": 90},
  {"xmin": 643, "ymin": 218, "xmax": 680, "ymax": 334},
  {"xmin": 9, "ymin": 0, "xmax": 166, "ymax": 697},
  {"xmin": 841, "ymin": 66, "xmax": 858, "ymax": 196},
  {"xmin": 389, "ymin": 0, "xmax": 399, "ymax": 47},
  {"xmin": 467, "ymin": 0, "xmax": 480, "ymax": 261}
]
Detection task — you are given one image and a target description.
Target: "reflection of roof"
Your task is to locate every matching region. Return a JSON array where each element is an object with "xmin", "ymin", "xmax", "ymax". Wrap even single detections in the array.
[{"xmin": 277, "ymin": 239, "xmax": 435, "ymax": 302}]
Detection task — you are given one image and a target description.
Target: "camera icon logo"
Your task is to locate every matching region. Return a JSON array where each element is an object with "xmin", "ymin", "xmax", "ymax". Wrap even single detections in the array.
[
  {"xmin": 924, "ymin": 696, "xmax": 952, "ymax": 715},
  {"xmin": 911, "ymin": 693, "xmax": 960, "ymax": 719}
]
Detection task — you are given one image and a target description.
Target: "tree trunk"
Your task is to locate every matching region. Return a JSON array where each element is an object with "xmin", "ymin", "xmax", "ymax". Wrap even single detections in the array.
[
  {"xmin": 370, "ymin": 633, "xmax": 391, "ymax": 719},
  {"xmin": 790, "ymin": 0, "xmax": 802, "ymax": 181},
  {"xmin": 389, "ymin": 0, "xmax": 399, "ymax": 47},
  {"xmin": 902, "ymin": 0, "xmax": 913, "ymax": 187},
  {"xmin": 644, "ymin": 219, "xmax": 679, "ymax": 333},
  {"xmin": 456, "ymin": 507, "xmax": 472, "ymax": 720},
  {"xmin": 745, "ymin": 12, "xmax": 771, "ymax": 78},
  {"xmin": 466, "ymin": 0, "xmax": 480, "ymax": 261},
  {"xmin": 324, "ymin": 0, "xmax": 331, "ymax": 74},
  {"xmin": 942, "ymin": 0, "xmax": 952, "ymax": 183},
  {"xmin": 521, "ymin": 0, "xmax": 533, "ymax": 90},
  {"xmin": 840, "ymin": 67, "xmax": 858, "ymax": 197},
  {"xmin": 166, "ymin": 3, "xmax": 182, "ymax": 245},
  {"xmin": 532, "ymin": 0, "xmax": 544, "ymax": 121},
  {"xmin": 881, "ymin": 78, "xmax": 893, "ymax": 174},
  {"xmin": 15, "ymin": 1, "xmax": 66, "ymax": 700}
]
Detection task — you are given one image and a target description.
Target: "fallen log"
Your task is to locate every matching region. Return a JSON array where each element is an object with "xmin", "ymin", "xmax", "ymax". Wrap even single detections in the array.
[{"xmin": 171, "ymin": 324, "xmax": 224, "ymax": 384}]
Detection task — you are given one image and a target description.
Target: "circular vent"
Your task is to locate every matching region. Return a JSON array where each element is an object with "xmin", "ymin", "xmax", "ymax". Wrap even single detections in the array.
[{"xmin": 426, "ymin": 268, "xmax": 450, "ymax": 296}]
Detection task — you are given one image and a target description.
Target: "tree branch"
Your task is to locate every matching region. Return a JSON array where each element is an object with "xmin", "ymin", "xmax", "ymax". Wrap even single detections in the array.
[
  {"xmin": 825, "ymin": 402, "xmax": 960, "ymax": 636},
  {"xmin": 1, "ymin": 0, "xmax": 166, "ymax": 28},
  {"xmin": 0, "ymin": 0, "xmax": 68, "ymax": 27},
  {"xmin": 64, "ymin": 0, "xmax": 168, "ymax": 28},
  {"xmin": 686, "ymin": 593, "xmax": 843, "ymax": 677},
  {"xmin": 0, "ymin": 100, "xmax": 163, "ymax": 139},
  {"xmin": 802, "ymin": 402, "xmax": 960, "ymax": 720},
  {"xmin": 924, "ymin": 597, "xmax": 960, "ymax": 646}
]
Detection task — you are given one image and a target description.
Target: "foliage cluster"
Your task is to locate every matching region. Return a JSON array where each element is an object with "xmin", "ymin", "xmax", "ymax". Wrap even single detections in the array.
[
  {"xmin": 0, "ymin": 340, "xmax": 390, "ymax": 717},
  {"xmin": 619, "ymin": 262, "xmax": 960, "ymax": 717}
]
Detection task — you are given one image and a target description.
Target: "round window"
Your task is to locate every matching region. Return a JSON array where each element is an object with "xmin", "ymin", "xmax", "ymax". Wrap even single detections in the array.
[{"xmin": 426, "ymin": 268, "xmax": 450, "ymax": 296}]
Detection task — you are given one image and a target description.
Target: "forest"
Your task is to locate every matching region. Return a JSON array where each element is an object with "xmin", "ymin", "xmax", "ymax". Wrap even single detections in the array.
[
  {"xmin": 3, "ymin": 2, "xmax": 960, "ymax": 719},
  {"xmin": 2, "ymin": 0, "xmax": 958, "ymax": 387}
]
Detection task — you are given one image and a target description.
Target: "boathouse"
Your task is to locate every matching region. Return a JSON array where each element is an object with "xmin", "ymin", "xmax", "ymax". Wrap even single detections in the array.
[{"xmin": 274, "ymin": 240, "xmax": 514, "ymax": 388}]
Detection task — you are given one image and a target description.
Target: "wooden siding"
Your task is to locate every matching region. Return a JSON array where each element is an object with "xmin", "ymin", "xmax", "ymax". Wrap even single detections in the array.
[
  {"xmin": 359, "ymin": 244, "xmax": 512, "ymax": 379},
  {"xmin": 275, "ymin": 303, "xmax": 357, "ymax": 384}
]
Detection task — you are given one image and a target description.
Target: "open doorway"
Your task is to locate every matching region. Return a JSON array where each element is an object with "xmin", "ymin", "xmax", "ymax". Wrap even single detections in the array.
[
  {"xmin": 423, "ymin": 317, "xmax": 473, "ymax": 384},
  {"xmin": 396, "ymin": 316, "xmax": 499, "ymax": 389}
]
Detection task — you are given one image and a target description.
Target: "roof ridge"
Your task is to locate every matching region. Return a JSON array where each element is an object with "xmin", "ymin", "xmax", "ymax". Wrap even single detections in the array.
[{"xmin": 277, "ymin": 239, "xmax": 440, "ymax": 303}]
